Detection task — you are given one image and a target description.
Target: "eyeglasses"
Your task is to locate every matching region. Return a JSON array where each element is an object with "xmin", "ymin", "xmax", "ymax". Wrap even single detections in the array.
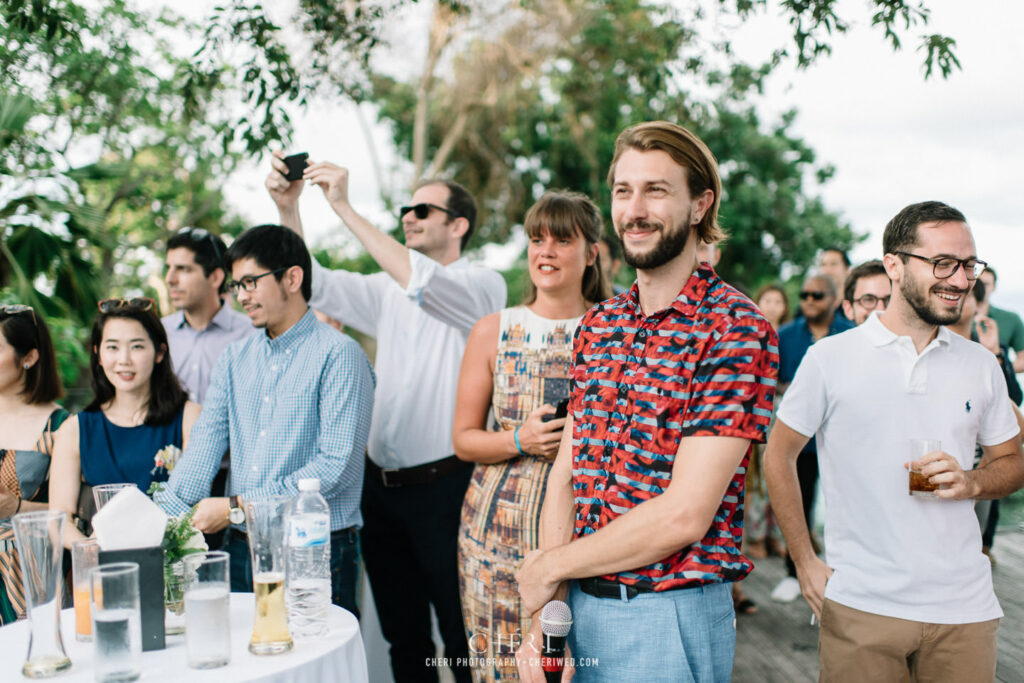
[
  {"xmin": 98, "ymin": 297, "xmax": 156, "ymax": 314},
  {"xmin": 226, "ymin": 268, "xmax": 287, "ymax": 295},
  {"xmin": 799, "ymin": 291, "xmax": 827, "ymax": 301},
  {"xmin": 851, "ymin": 294, "xmax": 890, "ymax": 308},
  {"xmin": 893, "ymin": 251, "xmax": 987, "ymax": 280},
  {"xmin": 0, "ymin": 304, "xmax": 36, "ymax": 327},
  {"xmin": 176, "ymin": 227, "xmax": 224, "ymax": 267},
  {"xmin": 399, "ymin": 203, "xmax": 456, "ymax": 220}
]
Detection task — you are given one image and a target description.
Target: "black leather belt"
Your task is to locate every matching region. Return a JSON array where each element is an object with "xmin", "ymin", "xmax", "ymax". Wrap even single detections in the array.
[
  {"xmin": 367, "ymin": 454, "xmax": 471, "ymax": 488},
  {"xmin": 578, "ymin": 577, "xmax": 657, "ymax": 599}
]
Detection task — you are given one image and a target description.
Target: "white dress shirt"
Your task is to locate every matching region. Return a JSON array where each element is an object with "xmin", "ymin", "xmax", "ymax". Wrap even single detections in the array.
[{"xmin": 310, "ymin": 249, "xmax": 506, "ymax": 469}]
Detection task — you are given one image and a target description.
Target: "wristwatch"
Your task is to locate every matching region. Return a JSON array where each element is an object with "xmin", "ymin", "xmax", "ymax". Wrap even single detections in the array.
[{"xmin": 228, "ymin": 495, "xmax": 245, "ymax": 525}]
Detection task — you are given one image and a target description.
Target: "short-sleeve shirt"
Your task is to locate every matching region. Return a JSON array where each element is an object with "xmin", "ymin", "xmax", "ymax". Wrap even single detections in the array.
[
  {"xmin": 988, "ymin": 305, "xmax": 1024, "ymax": 353},
  {"xmin": 777, "ymin": 313, "xmax": 1019, "ymax": 623},
  {"xmin": 569, "ymin": 264, "xmax": 778, "ymax": 590}
]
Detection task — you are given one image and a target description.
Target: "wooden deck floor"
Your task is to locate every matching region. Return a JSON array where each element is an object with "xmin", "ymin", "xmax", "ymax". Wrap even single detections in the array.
[{"xmin": 733, "ymin": 527, "xmax": 1024, "ymax": 682}]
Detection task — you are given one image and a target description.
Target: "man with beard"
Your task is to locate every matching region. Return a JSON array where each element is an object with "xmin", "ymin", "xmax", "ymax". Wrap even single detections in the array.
[
  {"xmin": 770, "ymin": 273, "xmax": 852, "ymax": 602},
  {"xmin": 515, "ymin": 121, "xmax": 778, "ymax": 682},
  {"xmin": 764, "ymin": 201, "xmax": 1024, "ymax": 682}
]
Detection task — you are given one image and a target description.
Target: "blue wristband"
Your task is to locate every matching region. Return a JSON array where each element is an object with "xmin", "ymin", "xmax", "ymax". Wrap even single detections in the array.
[{"xmin": 514, "ymin": 426, "xmax": 525, "ymax": 455}]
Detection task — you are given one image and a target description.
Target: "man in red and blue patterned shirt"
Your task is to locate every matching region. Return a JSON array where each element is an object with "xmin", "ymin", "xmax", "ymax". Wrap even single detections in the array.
[{"xmin": 516, "ymin": 121, "xmax": 778, "ymax": 682}]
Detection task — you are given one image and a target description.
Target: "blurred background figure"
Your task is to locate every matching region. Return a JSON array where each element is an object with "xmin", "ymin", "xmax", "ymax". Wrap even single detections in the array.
[
  {"xmin": 50, "ymin": 298, "xmax": 200, "ymax": 548},
  {"xmin": 0, "ymin": 305, "xmax": 69, "ymax": 624},
  {"xmin": 841, "ymin": 260, "xmax": 890, "ymax": 326},
  {"xmin": 979, "ymin": 267, "xmax": 1024, "ymax": 373},
  {"xmin": 453, "ymin": 191, "xmax": 608, "ymax": 680},
  {"xmin": 597, "ymin": 232, "xmax": 626, "ymax": 295},
  {"xmin": 697, "ymin": 240, "xmax": 722, "ymax": 267}
]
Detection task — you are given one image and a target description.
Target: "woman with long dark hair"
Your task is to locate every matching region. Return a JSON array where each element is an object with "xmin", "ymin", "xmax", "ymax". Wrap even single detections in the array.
[
  {"xmin": 453, "ymin": 191, "xmax": 610, "ymax": 681},
  {"xmin": 0, "ymin": 305, "xmax": 69, "ymax": 623},
  {"xmin": 50, "ymin": 298, "xmax": 200, "ymax": 547}
]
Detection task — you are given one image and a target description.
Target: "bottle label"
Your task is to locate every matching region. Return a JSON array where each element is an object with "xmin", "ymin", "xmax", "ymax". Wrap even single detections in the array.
[{"xmin": 288, "ymin": 515, "xmax": 329, "ymax": 547}]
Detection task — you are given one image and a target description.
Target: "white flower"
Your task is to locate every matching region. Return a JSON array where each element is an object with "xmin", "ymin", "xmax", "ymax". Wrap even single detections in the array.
[{"xmin": 183, "ymin": 530, "xmax": 208, "ymax": 552}]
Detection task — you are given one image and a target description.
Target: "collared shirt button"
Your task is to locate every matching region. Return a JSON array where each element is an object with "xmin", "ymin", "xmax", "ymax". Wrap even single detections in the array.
[
  {"xmin": 263, "ymin": 396, "xmax": 269, "ymax": 402},
  {"xmin": 259, "ymin": 430, "xmax": 266, "ymax": 437}
]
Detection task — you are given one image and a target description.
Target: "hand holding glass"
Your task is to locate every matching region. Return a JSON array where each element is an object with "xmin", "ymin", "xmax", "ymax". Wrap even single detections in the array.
[{"xmin": 909, "ymin": 439, "xmax": 942, "ymax": 497}]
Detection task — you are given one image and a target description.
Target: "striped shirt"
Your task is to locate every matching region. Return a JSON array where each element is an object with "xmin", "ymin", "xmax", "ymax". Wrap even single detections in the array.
[
  {"xmin": 157, "ymin": 309, "xmax": 375, "ymax": 530},
  {"xmin": 569, "ymin": 264, "xmax": 778, "ymax": 589}
]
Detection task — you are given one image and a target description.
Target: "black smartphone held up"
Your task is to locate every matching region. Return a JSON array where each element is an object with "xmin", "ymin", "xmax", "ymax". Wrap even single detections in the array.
[
  {"xmin": 540, "ymin": 378, "xmax": 570, "ymax": 422},
  {"xmin": 282, "ymin": 152, "xmax": 309, "ymax": 181}
]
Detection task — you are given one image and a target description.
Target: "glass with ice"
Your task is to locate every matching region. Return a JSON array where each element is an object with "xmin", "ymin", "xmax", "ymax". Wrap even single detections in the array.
[{"xmin": 909, "ymin": 439, "xmax": 942, "ymax": 497}]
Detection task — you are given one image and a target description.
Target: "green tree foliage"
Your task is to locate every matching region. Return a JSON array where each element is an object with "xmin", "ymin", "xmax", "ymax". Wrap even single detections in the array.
[{"xmin": 369, "ymin": 0, "xmax": 867, "ymax": 292}]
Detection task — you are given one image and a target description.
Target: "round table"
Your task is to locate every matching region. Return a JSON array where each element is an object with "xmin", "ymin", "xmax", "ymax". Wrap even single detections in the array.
[{"xmin": 0, "ymin": 593, "xmax": 369, "ymax": 682}]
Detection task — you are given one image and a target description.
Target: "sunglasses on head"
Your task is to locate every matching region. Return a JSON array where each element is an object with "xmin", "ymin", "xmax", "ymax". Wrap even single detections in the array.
[
  {"xmin": 799, "ymin": 291, "xmax": 827, "ymax": 301},
  {"xmin": 98, "ymin": 297, "xmax": 156, "ymax": 314},
  {"xmin": 399, "ymin": 203, "xmax": 456, "ymax": 220},
  {"xmin": 0, "ymin": 304, "xmax": 36, "ymax": 327},
  {"xmin": 176, "ymin": 227, "xmax": 224, "ymax": 266}
]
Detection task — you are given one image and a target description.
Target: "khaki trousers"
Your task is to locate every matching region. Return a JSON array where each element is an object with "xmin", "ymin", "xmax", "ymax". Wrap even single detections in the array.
[{"xmin": 819, "ymin": 598, "xmax": 999, "ymax": 683}]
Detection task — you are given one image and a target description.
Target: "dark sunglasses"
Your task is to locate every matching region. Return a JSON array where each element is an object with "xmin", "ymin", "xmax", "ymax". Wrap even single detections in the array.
[
  {"xmin": 176, "ymin": 227, "xmax": 224, "ymax": 266},
  {"xmin": 799, "ymin": 291, "xmax": 827, "ymax": 301},
  {"xmin": 0, "ymin": 304, "xmax": 36, "ymax": 327},
  {"xmin": 399, "ymin": 203, "xmax": 456, "ymax": 220},
  {"xmin": 98, "ymin": 297, "xmax": 156, "ymax": 314}
]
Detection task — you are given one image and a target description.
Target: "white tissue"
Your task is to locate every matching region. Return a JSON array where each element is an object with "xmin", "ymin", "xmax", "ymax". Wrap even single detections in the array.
[{"xmin": 91, "ymin": 486, "xmax": 168, "ymax": 551}]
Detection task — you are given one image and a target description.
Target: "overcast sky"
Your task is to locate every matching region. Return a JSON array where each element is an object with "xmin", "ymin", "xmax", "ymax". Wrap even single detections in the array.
[{"xmin": 223, "ymin": 0, "xmax": 1024, "ymax": 307}]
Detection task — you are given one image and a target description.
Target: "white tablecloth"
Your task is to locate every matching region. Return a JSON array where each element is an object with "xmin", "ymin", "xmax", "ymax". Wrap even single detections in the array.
[{"xmin": 0, "ymin": 593, "xmax": 369, "ymax": 682}]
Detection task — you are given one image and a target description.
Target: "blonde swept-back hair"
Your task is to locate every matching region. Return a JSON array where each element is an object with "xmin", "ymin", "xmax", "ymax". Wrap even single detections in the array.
[
  {"xmin": 522, "ymin": 190, "xmax": 611, "ymax": 305},
  {"xmin": 606, "ymin": 121, "xmax": 726, "ymax": 245}
]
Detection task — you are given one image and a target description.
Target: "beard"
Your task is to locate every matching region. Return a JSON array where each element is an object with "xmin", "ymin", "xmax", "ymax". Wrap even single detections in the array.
[
  {"xmin": 900, "ymin": 270, "xmax": 966, "ymax": 326},
  {"xmin": 619, "ymin": 210, "xmax": 693, "ymax": 270}
]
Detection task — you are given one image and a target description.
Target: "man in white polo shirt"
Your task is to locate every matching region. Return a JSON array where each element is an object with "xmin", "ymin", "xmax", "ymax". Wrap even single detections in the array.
[{"xmin": 764, "ymin": 200, "xmax": 1024, "ymax": 682}]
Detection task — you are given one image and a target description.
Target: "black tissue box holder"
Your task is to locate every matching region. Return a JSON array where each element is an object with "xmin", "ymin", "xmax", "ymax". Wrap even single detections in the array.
[{"xmin": 98, "ymin": 545, "xmax": 166, "ymax": 651}]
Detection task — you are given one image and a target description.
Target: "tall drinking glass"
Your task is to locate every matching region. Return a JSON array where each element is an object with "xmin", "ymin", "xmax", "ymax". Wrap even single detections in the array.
[
  {"xmin": 91, "ymin": 562, "xmax": 142, "ymax": 683},
  {"xmin": 92, "ymin": 483, "xmax": 135, "ymax": 511},
  {"xmin": 244, "ymin": 498, "xmax": 293, "ymax": 655},
  {"xmin": 12, "ymin": 510, "xmax": 71, "ymax": 678},
  {"xmin": 72, "ymin": 538, "xmax": 100, "ymax": 642},
  {"xmin": 183, "ymin": 551, "xmax": 231, "ymax": 669}
]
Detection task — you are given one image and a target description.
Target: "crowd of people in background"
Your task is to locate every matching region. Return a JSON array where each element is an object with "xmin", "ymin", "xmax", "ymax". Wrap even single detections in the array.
[{"xmin": 2, "ymin": 119, "xmax": 1022, "ymax": 683}]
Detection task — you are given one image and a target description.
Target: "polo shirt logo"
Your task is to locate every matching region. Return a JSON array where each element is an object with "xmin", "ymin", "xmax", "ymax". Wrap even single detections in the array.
[{"xmin": 966, "ymin": 400, "xmax": 971, "ymax": 413}]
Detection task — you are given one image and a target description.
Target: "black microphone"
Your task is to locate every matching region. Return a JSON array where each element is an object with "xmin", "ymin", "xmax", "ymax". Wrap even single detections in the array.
[{"xmin": 540, "ymin": 600, "xmax": 573, "ymax": 683}]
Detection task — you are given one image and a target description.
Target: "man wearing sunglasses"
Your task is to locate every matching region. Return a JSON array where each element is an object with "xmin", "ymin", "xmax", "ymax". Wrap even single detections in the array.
[
  {"xmin": 840, "ymin": 259, "xmax": 891, "ymax": 326},
  {"xmin": 163, "ymin": 228, "xmax": 255, "ymax": 405},
  {"xmin": 266, "ymin": 154, "xmax": 505, "ymax": 683},
  {"xmin": 765, "ymin": 201, "xmax": 1024, "ymax": 682}
]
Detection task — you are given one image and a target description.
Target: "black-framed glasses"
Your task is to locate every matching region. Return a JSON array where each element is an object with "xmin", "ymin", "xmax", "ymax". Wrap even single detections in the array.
[
  {"xmin": 799, "ymin": 291, "xmax": 827, "ymax": 301},
  {"xmin": 852, "ymin": 294, "xmax": 890, "ymax": 308},
  {"xmin": 227, "ymin": 268, "xmax": 287, "ymax": 295},
  {"xmin": 176, "ymin": 227, "xmax": 224, "ymax": 267},
  {"xmin": 98, "ymin": 297, "xmax": 156, "ymax": 314},
  {"xmin": 0, "ymin": 304, "xmax": 36, "ymax": 327},
  {"xmin": 399, "ymin": 203, "xmax": 456, "ymax": 220},
  {"xmin": 893, "ymin": 251, "xmax": 987, "ymax": 280}
]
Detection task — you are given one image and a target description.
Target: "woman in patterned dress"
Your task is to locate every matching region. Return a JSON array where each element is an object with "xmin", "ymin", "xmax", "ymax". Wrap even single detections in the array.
[
  {"xmin": 453, "ymin": 191, "xmax": 610, "ymax": 681},
  {"xmin": 0, "ymin": 305, "xmax": 69, "ymax": 623}
]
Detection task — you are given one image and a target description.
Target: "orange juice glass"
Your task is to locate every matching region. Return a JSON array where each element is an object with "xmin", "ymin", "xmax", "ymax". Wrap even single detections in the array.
[{"xmin": 71, "ymin": 538, "xmax": 99, "ymax": 641}]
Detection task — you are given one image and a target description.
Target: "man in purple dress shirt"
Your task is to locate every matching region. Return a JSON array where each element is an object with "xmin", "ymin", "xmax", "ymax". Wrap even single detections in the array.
[{"xmin": 162, "ymin": 228, "xmax": 255, "ymax": 404}]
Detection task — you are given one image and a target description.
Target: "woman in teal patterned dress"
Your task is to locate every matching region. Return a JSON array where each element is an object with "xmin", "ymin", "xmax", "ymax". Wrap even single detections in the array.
[
  {"xmin": 453, "ymin": 191, "xmax": 611, "ymax": 681},
  {"xmin": 0, "ymin": 305, "xmax": 69, "ymax": 624}
]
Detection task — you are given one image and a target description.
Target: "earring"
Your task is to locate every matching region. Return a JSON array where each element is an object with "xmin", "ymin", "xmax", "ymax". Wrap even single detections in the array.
[{"xmin": 23, "ymin": 363, "xmax": 30, "ymax": 369}]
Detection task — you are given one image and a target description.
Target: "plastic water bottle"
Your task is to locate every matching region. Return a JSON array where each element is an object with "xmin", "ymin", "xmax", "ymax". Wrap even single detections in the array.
[{"xmin": 285, "ymin": 478, "xmax": 331, "ymax": 638}]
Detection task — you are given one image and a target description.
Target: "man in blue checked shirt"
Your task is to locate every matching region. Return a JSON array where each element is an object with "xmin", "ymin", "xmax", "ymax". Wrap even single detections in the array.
[{"xmin": 155, "ymin": 224, "xmax": 375, "ymax": 616}]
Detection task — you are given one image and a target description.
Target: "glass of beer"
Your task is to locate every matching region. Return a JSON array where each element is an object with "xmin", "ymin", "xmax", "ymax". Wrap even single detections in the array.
[
  {"xmin": 244, "ymin": 498, "xmax": 293, "ymax": 655},
  {"xmin": 72, "ymin": 538, "xmax": 100, "ymax": 642},
  {"xmin": 909, "ymin": 439, "xmax": 941, "ymax": 497},
  {"xmin": 184, "ymin": 551, "xmax": 231, "ymax": 669}
]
